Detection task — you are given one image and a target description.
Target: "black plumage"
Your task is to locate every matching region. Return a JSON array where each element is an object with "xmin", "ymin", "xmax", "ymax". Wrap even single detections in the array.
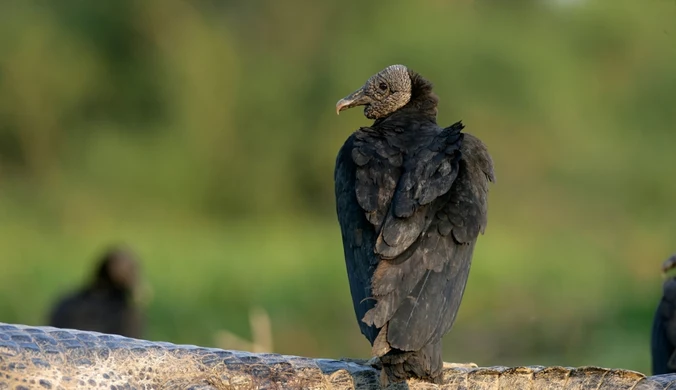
[
  {"xmin": 48, "ymin": 246, "xmax": 144, "ymax": 338},
  {"xmin": 334, "ymin": 65, "xmax": 495, "ymax": 384},
  {"xmin": 652, "ymin": 254, "xmax": 676, "ymax": 375}
]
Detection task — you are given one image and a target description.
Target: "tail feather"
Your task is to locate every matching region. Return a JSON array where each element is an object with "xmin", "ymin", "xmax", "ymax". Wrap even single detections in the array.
[{"xmin": 378, "ymin": 341, "xmax": 444, "ymax": 385}]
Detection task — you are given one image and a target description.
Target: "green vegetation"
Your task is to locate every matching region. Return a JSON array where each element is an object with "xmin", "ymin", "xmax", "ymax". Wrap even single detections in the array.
[{"xmin": 1, "ymin": 0, "xmax": 675, "ymax": 375}]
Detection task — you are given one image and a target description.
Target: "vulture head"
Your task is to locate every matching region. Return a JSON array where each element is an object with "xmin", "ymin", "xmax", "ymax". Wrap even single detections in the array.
[
  {"xmin": 94, "ymin": 246, "xmax": 140, "ymax": 292},
  {"xmin": 92, "ymin": 245, "xmax": 154, "ymax": 306},
  {"xmin": 336, "ymin": 64, "xmax": 413, "ymax": 120}
]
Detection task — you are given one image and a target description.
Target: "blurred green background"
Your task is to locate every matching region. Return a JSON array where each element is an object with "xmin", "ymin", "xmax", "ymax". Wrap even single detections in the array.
[{"xmin": 1, "ymin": 0, "xmax": 675, "ymax": 375}]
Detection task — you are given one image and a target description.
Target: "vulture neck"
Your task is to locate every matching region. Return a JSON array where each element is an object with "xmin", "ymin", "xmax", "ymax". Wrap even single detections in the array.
[
  {"xmin": 90, "ymin": 277, "xmax": 133, "ymax": 298},
  {"xmin": 377, "ymin": 71, "xmax": 439, "ymax": 127},
  {"xmin": 90, "ymin": 259, "xmax": 134, "ymax": 298}
]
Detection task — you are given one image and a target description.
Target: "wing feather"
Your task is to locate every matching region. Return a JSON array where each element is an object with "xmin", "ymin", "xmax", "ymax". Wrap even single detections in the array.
[{"xmin": 336, "ymin": 121, "xmax": 494, "ymax": 354}]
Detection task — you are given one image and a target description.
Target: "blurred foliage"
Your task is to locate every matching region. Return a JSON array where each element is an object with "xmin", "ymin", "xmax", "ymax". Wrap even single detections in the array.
[{"xmin": 1, "ymin": 0, "xmax": 676, "ymax": 375}]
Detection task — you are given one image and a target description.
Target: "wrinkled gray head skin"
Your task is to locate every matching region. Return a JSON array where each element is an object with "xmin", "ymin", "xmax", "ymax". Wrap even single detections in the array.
[{"xmin": 336, "ymin": 64, "xmax": 412, "ymax": 119}]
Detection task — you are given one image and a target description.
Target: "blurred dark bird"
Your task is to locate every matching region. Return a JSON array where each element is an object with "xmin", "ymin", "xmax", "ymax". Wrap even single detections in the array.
[
  {"xmin": 334, "ymin": 64, "xmax": 495, "ymax": 384},
  {"xmin": 48, "ymin": 246, "xmax": 146, "ymax": 338},
  {"xmin": 652, "ymin": 254, "xmax": 676, "ymax": 375}
]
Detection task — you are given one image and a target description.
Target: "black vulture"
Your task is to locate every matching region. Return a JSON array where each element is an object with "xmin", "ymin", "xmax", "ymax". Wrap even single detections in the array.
[
  {"xmin": 48, "ymin": 246, "xmax": 145, "ymax": 338},
  {"xmin": 333, "ymin": 64, "xmax": 495, "ymax": 384},
  {"xmin": 652, "ymin": 254, "xmax": 676, "ymax": 375}
]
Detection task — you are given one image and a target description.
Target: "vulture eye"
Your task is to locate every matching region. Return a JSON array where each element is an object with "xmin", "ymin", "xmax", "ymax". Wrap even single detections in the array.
[{"xmin": 378, "ymin": 82, "xmax": 388, "ymax": 91}]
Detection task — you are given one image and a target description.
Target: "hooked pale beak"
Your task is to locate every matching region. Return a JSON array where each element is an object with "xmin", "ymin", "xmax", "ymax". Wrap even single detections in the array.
[
  {"xmin": 336, "ymin": 87, "xmax": 370, "ymax": 115},
  {"xmin": 661, "ymin": 255, "xmax": 676, "ymax": 277}
]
